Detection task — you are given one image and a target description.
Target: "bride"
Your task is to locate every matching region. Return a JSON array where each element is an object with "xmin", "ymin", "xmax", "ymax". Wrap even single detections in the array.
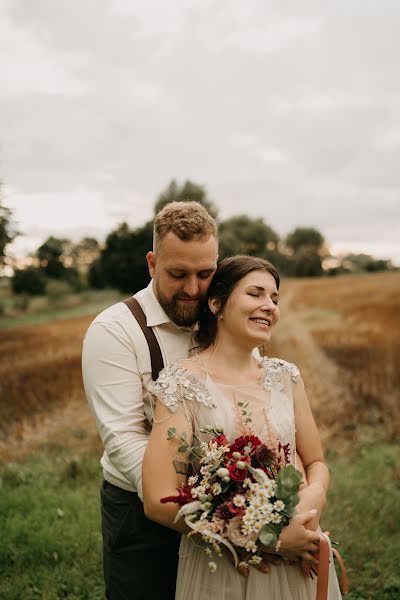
[{"xmin": 143, "ymin": 255, "xmax": 342, "ymax": 599}]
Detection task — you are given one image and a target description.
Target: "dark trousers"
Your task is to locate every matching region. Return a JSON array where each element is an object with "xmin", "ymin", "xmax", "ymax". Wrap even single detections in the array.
[{"xmin": 100, "ymin": 480, "xmax": 180, "ymax": 600}]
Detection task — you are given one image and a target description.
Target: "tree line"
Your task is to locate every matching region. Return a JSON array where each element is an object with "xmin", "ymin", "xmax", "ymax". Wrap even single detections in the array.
[{"xmin": 0, "ymin": 179, "xmax": 395, "ymax": 297}]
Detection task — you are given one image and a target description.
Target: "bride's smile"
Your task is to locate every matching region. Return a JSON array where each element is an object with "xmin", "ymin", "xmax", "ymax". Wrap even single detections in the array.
[{"xmin": 212, "ymin": 270, "xmax": 280, "ymax": 349}]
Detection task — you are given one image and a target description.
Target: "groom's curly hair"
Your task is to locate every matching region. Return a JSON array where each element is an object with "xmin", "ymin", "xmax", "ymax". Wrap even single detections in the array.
[
  {"xmin": 195, "ymin": 255, "xmax": 280, "ymax": 350},
  {"xmin": 153, "ymin": 201, "xmax": 217, "ymax": 252}
]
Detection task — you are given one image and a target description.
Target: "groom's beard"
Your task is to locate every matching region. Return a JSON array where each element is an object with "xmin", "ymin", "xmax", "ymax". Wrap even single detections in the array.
[{"xmin": 156, "ymin": 288, "xmax": 203, "ymax": 327}]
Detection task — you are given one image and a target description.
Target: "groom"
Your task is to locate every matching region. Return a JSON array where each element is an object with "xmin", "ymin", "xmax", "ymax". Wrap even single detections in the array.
[{"xmin": 82, "ymin": 201, "xmax": 219, "ymax": 600}]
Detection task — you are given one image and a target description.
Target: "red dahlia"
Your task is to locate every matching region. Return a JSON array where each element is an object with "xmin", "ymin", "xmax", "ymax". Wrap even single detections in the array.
[{"xmin": 229, "ymin": 435, "xmax": 262, "ymax": 455}]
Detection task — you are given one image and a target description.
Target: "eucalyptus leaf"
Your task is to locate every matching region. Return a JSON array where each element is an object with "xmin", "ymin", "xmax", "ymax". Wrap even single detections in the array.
[
  {"xmin": 283, "ymin": 506, "xmax": 296, "ymax": 517},
  {"xmin": 167, "ymin": 427, "xmax": 176, "ymax": 440},
  {"xmin": 258, "ymin": 525, "xmax": 278, "ymax": 547}
]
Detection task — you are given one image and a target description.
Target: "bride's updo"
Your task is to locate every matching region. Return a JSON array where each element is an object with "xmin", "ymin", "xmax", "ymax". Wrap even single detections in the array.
[{"xmin": 195, "ymin": 255, "xmax": 280, "ymax": 350}]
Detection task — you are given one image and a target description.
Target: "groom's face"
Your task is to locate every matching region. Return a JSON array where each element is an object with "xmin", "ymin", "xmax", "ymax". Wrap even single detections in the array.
[{"xmin": 147, "ymin": 232, "xmax": 218, "ymax": 327}]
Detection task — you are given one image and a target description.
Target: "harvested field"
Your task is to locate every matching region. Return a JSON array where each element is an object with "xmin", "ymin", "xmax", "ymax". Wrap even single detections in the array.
[
  {"xmin": 270, "ymin": 272, "xmax": 400, "ymax": 441},
  {"xmin": 1, "ymin": 272, "xmax": 399, "ymax": 461},
  {"xmin": 0, "ymin": 314, "xmax": 99, "ymax": 461}
]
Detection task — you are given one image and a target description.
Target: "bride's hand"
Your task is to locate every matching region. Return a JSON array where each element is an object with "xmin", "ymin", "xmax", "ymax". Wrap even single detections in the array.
[
  {"xmin": 296, "ymin": 482, "xmax": 326, "ymax": 533},
  {"xmin": 275, "ymin": 509, "xmax": 320, "ymax": 563}
]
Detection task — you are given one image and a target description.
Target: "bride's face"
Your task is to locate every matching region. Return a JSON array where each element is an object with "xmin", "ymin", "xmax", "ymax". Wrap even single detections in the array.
[{"xmin": 215, "ymin": 269, "xmax": 280, "ymax": 347}]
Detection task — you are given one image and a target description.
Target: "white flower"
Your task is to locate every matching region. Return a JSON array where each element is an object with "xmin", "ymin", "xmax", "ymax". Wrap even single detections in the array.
[
  {"xmin": 245, "ymin": 540, "xmax": 258, "ymax": 553},
  {"xmin": 188, "ymin": 475, "xmax": 198, "ymax": 485},
  {"xmin": 211, "ymin": 483, "xmax": 222, "ymax": 495},
  {"xmin": 233, "ymin": 494, "xmax": 246, "ymax": 507},
  {"xmin": 208, "ymin": 560, "xmax": 217, "ymax": 573},
  {"xmin": 271, "ymin": 513, "xmax": 282, "ymax": 524},
  {"xmin": 274, "ymin": 500, "xmax": 285, "ymax": 512},
  {"xmin": 243, "ymin": 478, "xmax": 252, "ymax": 488},
  {"xmin": 204, "ymin": 547, "xmax": 212, "ymax": 557},
  {"xmin": 249, "ymin": 555, "xmax": 262, "ymax": 565}
]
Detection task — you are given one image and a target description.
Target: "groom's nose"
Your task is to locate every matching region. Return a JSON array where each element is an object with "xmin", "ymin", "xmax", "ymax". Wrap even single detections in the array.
[{"xmin": 183, "ymin": 276, "xmax": 199, "ymax": 298}]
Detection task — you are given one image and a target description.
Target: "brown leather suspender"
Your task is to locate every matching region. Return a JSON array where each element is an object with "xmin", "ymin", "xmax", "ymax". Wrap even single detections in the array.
[{"xmin": 123, "ymin": 297, "xmax": 164, "ymax": 381}]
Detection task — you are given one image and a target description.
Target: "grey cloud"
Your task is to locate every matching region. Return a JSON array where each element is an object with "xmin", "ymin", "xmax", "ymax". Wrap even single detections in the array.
[{"xmin": 1, "ymin": 0, "xmax": 400, "ymax": 263}]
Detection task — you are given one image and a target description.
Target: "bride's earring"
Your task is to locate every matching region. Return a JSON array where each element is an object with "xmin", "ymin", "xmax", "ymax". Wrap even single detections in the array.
[{"xmin": 217, "ymin": 315, "xmax": 223, "ymax": 321}]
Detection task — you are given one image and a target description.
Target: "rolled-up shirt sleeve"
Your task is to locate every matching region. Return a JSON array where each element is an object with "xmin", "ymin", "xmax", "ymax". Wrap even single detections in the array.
[{"xmin": 82, "ymin": 319, "xmax": 148, "ymax": 499}]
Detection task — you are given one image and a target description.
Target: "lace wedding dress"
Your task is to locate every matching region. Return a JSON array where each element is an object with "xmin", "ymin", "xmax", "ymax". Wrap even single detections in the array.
[{"xmin": 150, "ymin": 357, "xmax": 342, "ymax": 600}]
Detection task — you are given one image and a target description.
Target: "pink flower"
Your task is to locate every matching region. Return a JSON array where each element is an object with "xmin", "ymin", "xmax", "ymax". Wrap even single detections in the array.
[{"xmin": 226, "ymin": 516, "xmax": 258, "ymax": 548}]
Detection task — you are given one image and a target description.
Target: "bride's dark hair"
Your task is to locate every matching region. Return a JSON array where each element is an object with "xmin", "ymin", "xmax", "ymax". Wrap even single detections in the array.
[{"xmin": 195, "ymin": 255, "xmax": 280, "ymax": 350}]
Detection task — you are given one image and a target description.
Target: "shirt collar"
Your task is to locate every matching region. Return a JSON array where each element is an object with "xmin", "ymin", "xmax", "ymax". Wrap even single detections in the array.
[{"xmin": 142, "ymin": 280, "xmax": 172, "ymax": 327}]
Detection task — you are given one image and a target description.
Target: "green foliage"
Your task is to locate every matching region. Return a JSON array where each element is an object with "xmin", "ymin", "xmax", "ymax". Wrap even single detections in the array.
[
  {"xmin": 285, "ymin": 227, "xmax": 325, "ymax": 252},
  {"xmin": 290, "ymin": 246, "xmax": 323, "ymax": 277},
  {"xmin": 340, "ymin": 253, "xmax": 394, "ymax": 274},
  {"xmin": 219, "ymin": 215, "xmax": 279, "ymax": 259},
  {"xmin": 284, "ymin": 227, "xmax": 325, "ymax": 277},
  {"xmin": 88, "ymin": 258, "xmax": 107, "ymax": 289},
  {"xmin": 91, "ymin": 221, "xmax": 153, "ymax": 293},
  {"xmin": 68, "ymin": 238, "xmax": 100, "ymax": 269},
  {"xmin": 0, "ymin": 186, "xmax": 18, "ymax": 265},
  {"xmin": 11, "ymin": 267, "xmax": 47, "ymax": 296},
  {"xmin": 154, "ymin": 179, "xmax": 218, "ymax": 218},
  {"xmin": 37, "ymin": 236, "xmax": 70, "ymax": 279},
  {"xmin": 258, "ymin": 525, "xmax": 278, "ymax": 547}
]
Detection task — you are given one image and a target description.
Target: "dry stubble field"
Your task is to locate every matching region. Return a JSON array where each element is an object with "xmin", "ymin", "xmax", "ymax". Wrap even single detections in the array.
[{"xmin": 0, "ymin": 270, "xmax": 399, "ymax": 460}]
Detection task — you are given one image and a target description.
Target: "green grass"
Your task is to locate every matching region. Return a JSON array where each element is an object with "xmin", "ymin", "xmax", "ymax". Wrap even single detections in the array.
[
  {"xmin": 0, "ymin": 449, "xmax": 104, "ymax": 599},
  {"xmin": 322, "ymin": 438, "xmax": 400, "ymax": 599},
  {"xmin": 0, "ymin": 290, "xmax": 123, "ymax": 330},
  {"xmin": 1, "ymin": 438, "xmax": 399, "ymax": 599}
]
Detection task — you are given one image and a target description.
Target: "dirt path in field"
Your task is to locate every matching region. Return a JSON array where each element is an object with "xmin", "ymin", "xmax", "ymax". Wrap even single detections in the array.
[{"xmin": 269, "ymin": 285, "xmax": 354, "ymax": 443}]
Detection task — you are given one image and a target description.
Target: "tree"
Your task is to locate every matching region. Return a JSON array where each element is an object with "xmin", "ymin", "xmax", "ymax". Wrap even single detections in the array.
[
  {"xmin": 68, "ymin": 237, "xmax": 100, "ymax": 270},
  {"xmin": 285, "ymin": 227, "xmax": 325, "ymax": 278},
  {"xmin": 285, "ymin": 227, "xmax": 325, "ymax": 253},
  {"xmin": 340, "ymin": 253, "xmax": 393, "ymax": 274},
  {"xmin": 154, "ymin": 179, "xmax": 218, "ymax": 218},
  {"xmin": 291, "ymin": 246, "xmax": 323, "ymax": 277},
  {"xmin": 37, "ymin": 236, "xmax": 69, "ymax": 279},
  {"xmin": 219, "ymin": 215, "xmax": 279, "ymax": 259},
  {"xmin": 11, "ymin": 266, "xmax": 46, "ymax": 295},
  {"xmin": 36, "ymin": 235, "xmax": 83, "ymax": 289},
  {"xmin": 0, "ymin": 183, "xmax": 17, "ymax": 266},
  {"xmin": 91, "ymin": 221, "xmax": 153, "ymax": 293}
]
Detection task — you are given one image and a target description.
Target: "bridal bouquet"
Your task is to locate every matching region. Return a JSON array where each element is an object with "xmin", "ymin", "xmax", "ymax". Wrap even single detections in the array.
[{"xmin": 161, "ymin": 426, "xmax": 302, "ymax": 571}]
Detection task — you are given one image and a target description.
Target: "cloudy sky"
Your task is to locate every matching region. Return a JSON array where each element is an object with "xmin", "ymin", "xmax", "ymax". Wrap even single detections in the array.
[{"xmin": 1, "ymin": 0, "xmax": 400, "ymax": 264}]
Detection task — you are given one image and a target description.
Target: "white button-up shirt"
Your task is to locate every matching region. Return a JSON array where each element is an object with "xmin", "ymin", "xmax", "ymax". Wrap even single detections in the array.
[{"xmin": 82, "ymin": 281, "xmax": 193, "ymax": 499}]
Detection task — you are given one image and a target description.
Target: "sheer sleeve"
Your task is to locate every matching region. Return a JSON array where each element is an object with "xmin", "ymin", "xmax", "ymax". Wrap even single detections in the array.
[{"xmin": 149, "ymin": 362, "xmax": 216, "ymax": 415}]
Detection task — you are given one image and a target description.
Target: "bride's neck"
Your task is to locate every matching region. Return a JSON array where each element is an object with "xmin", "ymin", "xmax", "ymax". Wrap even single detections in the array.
[{"xmin": 200, "ymin": 338, "xmax": 258, "ymax": 377}]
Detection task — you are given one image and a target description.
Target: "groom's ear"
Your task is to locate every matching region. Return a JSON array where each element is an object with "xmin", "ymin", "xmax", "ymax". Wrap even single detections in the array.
[
  {"xmin": 146, "ymin": 251, "xmax": 156, "ymax": 278},
  {"xmin": 208, "ymin": 297, "xmax": 220, "ymax": 316}
]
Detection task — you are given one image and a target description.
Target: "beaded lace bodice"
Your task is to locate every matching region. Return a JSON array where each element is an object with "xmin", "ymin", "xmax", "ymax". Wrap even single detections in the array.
[{"xmin": 150, "ymin": 357, "xmax": 300, "ymax": 466}]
